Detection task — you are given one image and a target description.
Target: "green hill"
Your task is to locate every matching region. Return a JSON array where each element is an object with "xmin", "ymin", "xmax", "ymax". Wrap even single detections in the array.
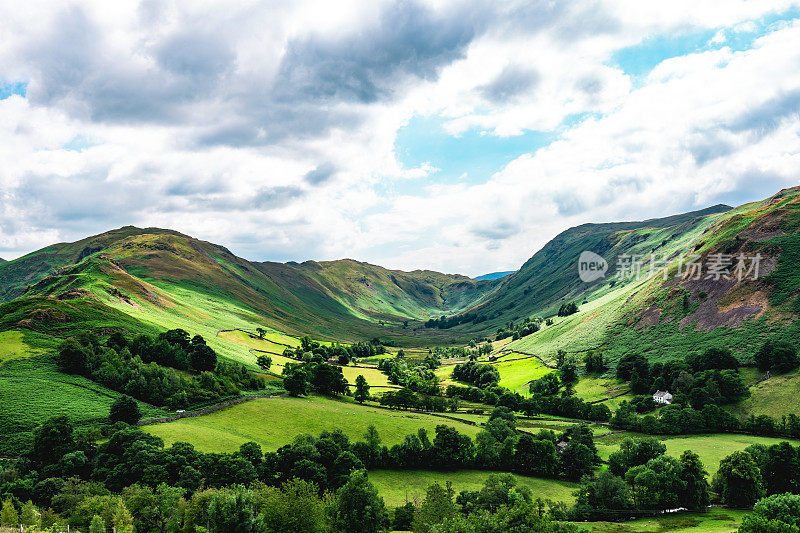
[
  {"xmin": 474, "ymin": 271, "xmax": 515, "ymax": 281},
  {"xmin": 502, "ymin": 186, "xmax": 800, "ymax": 367},
  {"xmin": 0, "ymin": 227, "xmax": 499, "ymax": 345}
]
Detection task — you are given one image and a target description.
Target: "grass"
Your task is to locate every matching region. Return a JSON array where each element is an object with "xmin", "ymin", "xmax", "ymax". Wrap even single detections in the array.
[
  {"xmin": 144, "ymin": 394, "xmax": 482, "ymax": 453},
  {"xmin": 583, "ymin": 508, "xmax": 747, "ymax": 533},
  {"xmin": 573, "ymin": 376, "xmax": 634, "ymax": 410},
  {"xmin": 0, "ymin": 330, "xmax": 52, "ymax": 362},
  {"xmin": 493, "ymin": 356, "xmax": 554, "ymax": 395},
  {"xmin": 595, "ymin": 433, "xmax": 796, "ymax": 476},
  {"xmin": 341, "ymin": 365, "xmax": 393, "ymax": 388},
  {"xmin": 368, "ymin": 469, "xmax": 578, "ymax": 507},
  {"xmin": 726, "ymin": 367, "xmax": 800, "ymax": 419},
  {"xmin": 0, "ymin": 357, "xmax": 167, "ymax": 454}
]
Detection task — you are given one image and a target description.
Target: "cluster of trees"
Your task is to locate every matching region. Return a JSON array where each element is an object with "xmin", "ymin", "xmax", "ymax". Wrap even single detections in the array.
[
  {"xmin": 424, "ymin": 312, "xmax": 488, "ymax": 329},
  {"xmin": 617, "ymin": 348, "xmax": 749, "ymax": 408},
  {"xmin": 378, "ymin": 388, "xmax": 458, "ymax": 412},
  {"xmin": 452, "ymin": 361, "xmax": 500, "ymax": 388},
  {"xmin": 573, "ymin": 437, "xmax": 710, "ymax": 520},
  {"xmin": 739, "ymin": 493, "xmax": 800, "ymax": 532},
  {"xmin": 0, "ymin": 412, "xmax": 590, "ymax": 532},
  {"xmin": 527, "ymin": 373, "xmax": 612, "ymax": 422},
  {"xmin": 755, "ymin": 339, "xmax": 800, "ymax": 374},
  {"xmin": 281, "ymin": 336, "xmax": 386, "ymax": 365},
  {"xmin": 402, "ymin": 474, "xmax": 577, "ymax": 532},
  {"xmin": 494, "ymin": 317, "xmax": 541, "ymax": 341},
  {"xmin": 612, "ymin": 399, "xmax": 800, "ymax": 439},
  {"xmin": 472, "ymin": 410, "xmax": 600, "ymax": 481},
  {"xmin": 712, "ymin": 439, "xmax": 800, "ymax": 510},
  {"xmin": 377, "ymin": 357, "xmax": 441, "ymax": 395},
  {"xmin": 58, "ymin": 331, "xmax": 265, "ymax": 409},
  {"xmin": 557, "ymin": 302, "xmax": 579, "ymax": 317},
  {"xmin": 281, "ymin": 361, "xmax": 349, "ymax": 397}
]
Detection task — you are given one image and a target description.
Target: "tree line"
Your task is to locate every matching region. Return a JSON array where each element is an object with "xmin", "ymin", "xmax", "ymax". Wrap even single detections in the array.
[{"xmin": 58, "ymin": 330, "xmax": 266, "ymax": 409}]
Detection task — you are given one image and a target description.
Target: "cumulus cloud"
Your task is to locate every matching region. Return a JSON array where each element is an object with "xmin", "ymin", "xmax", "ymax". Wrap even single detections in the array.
[{"xmin": 1, "ymin": 0, "xmax": 800, "ymax": 276}]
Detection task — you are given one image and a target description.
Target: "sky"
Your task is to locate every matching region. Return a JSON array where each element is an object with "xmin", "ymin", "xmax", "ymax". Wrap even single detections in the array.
[{"xmin": 1, "ymin": 1, "xmax": 800, "ymax": 276}]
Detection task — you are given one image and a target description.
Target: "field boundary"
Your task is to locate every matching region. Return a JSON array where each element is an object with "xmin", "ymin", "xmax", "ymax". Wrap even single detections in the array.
[{"xmin": 138, "ymin": 392, "xmax": 286, "ymax": 425}]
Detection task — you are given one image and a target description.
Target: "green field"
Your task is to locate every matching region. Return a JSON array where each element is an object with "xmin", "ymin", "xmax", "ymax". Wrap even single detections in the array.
[
  {"xmin": 368, "ymin": 469, "xmax": 578, "ymax": 507},
  {"xmin": 596, "ymin": 433, "xmax": 796, "ymax": 476},
  {"xmin": 584, "ymin": 508, "xmax": 747, "ymax": 533},
  {"xmin": 0, "ymin": 357, "xmax": 166, "ymax": 454},
  {"xmin": 0, "ymin": 330, "xmax": 52, "ymax": 362},
  {"xmin": 144, "ymin": 395, "xmax": 482, "ymax": 453},
  {"xmin": 493, "ymin": 355, "xmax": 554, "ymax": 394},
  {"xmin": 726, "ymin": 367, "xmax": 800, "ymax": 419}
]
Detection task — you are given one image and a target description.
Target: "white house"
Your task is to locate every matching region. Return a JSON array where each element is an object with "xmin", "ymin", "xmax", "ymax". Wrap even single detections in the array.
[{"xmin": 652, "ymin": 390, "xmax": 673, "ymax": 405}]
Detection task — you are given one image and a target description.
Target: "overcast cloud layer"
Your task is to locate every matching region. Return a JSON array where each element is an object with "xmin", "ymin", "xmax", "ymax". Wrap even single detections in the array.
[{"xmin": 1, "ymin": 0, "xmax": 799, "ymax": 276}]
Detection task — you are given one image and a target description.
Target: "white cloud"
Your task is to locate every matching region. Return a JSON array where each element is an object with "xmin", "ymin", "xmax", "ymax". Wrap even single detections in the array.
[{"xmin": 0, "ymin": 0, "xmax": 799, "ymax": 277}]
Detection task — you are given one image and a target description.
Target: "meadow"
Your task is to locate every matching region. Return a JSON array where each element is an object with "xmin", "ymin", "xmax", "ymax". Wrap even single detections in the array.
[
  {"xmin": 144, "ymin": 394, "xmax": 482, "ymax": 453},
  {"xmin": 367, "ymin": 469, "xmax": 578, "ymax": 507},
  {"xmin": 0, "ymin": 357, "xmax": 166, "ymax": 454},
  {"xmin": 584, "ymin": 508, "xmax": 747, "ymax": 533},
  {"xmin": 595, "ymin": 432, "xmax": 797, "ymax": 476},
  {"xmin": 493, "ymin": 355, "xmax": 554, "ymax": 394},
  {"xmin": 0, "ymin": 330, "xmax": 52, "ymax": 363}
]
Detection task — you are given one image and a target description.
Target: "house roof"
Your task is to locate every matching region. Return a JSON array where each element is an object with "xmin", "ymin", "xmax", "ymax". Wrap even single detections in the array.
[{"xmin": 653, "ymin": 390, "xmax": 673, "ymax": 398}]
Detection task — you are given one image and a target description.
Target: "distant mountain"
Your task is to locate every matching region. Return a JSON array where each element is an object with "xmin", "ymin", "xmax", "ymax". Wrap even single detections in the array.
[
  {"xmin": 0, "ymin": 226, "xmax": 500, "ymax": 343},
  {"xmin": 474, "ymin": 271, "xmax": 515, "ymax": 281}
]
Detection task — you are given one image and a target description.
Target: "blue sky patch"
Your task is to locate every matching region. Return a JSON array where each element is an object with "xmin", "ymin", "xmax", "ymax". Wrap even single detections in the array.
[
  {"xmin": 0, "ymin": 81, "xmax": 27, "ymax": 100},
  {"xmin": 392, "ymin": 115, "xmax": 555, "ymax": 195},
  {"xmin": 611, "ymin": 7, "xmax": 800, "ymax": 81}
]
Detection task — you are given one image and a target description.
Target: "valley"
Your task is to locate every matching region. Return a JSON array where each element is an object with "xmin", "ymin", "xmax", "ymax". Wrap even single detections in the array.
[{"xmin": 3, "ymin": 186, "xmax": 800, "ymax": 532}]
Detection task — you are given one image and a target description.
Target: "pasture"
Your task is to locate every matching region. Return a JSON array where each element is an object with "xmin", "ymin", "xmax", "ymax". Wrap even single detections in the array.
[
  {"xmin": 584, "ymin": 508, "xmax": 747, "ymax": 533},
  {"xmin": 368, "ymin": 469, "xmax": 578, "ymax": 507},
  {"xmin": 493, "ymin": 355, "xmax": 554, "ymax": 394},
  {"xmin": 0, "ymin": 357, "xmax": 166, "ymax": 455},
  {"xmin": 144, "ymin": 394, "xmax": 482, "ymax": 453},
  {"xmin": 595, "ymin": 432, "xmax": 798, "ymax": 477}
]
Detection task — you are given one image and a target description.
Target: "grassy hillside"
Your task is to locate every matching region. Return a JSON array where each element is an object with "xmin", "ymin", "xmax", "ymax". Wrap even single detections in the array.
[
  {"xmin": 503, "ymin": 187, "xmax": 800, "ymax": 367},
  {"xmin": 0, "ymin": 356, "xmax": 167, "ymax": 454},
  {"xmin": 0, "ymin": 227, "xmax": 499, "ymax": 345}
]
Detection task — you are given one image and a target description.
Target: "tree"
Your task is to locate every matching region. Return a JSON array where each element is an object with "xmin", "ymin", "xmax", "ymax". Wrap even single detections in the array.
[
  {"xmin": 190, "ymin": 343, "xmax": 217, "ymax": 372},
  {"xmin": 110, "ymin": 395, "xmax": 142, "ymax": 424},
  {"xmin": 678, "ymin": 450, "xmax": 710, "ymax": 510},
  {"xmin": 283, "ymin": 367, "xmax": 309, "ymax": 396},
  {"xmin": 608, "ymin": 437, "xmax": 667, "ymax": 477},
  {"xmin": 745, "ymin": 493, "xmax": 800, "ymax": 529},
  {"xmin": 573, "ymin": 470, "xmax": 632, "ymax": 521},
  {"xmin": 310, "ymin": 363, "xmax": 348, "ymax": 396},
  {"xmin": 0, "ymin": 499, "xmax": 19, "ymax": 527},
  {"xmin": 430, "ymin": 425, "xmax": 474, "ymax": 470},
  {"xmin": 559, "ymin": 443, "xmax": 595, "ymax": 481},
  {"xmin": 413, "ymin": 482, "xmax": 457, "ymax": 533},
  {"xmin": 259, "ymin": 479, "xmax": 328, "ymax": 533},
  {"xmin": 113, "ymin": 499, "xmax": 134, "ymax": 533},
  {"xmin": 333, "ymin": 470, "xmax": 388, "ymax": 533},
  {"xmin": 123, "ymin": 483, "xmax": 185, "ymax": 533},
  {"xmin": 256, "ymin": 327, "xmax": 266, "ymax": 339},
  {"xmin": 756, "ymin": 340, "xmax": 799, "ymax": 374},
  {"xmin": 560, "ymin": 363, "xmax": 578, "ymax": 385},
  {"xmin": 90, "ymin": 514, "xmax": 106, "ymax": 533},
  {"xmin": 257, "ymin": 355, "xmax": 272, "ymax": 371},
  {"xmin": 29, "ymin": 414, "xmax": 77, "ymax": 467},
  {"xmin": 354, "ymin": 375, "xmax": 370, "ymax": 403},
  {"xmin": 713, "ymin": 451, "xmax": 764, "ymax": 508},
  {"xmin": 58, "ymin": 339, "xmax": 89, "ymax": 374},
  {"xmin": 208, "ymin": 485, "xmax": 259, "ymax": 533},
  {"xmin": 20, "ymin": 500, "xmax": 37, "ymax": 527}
]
